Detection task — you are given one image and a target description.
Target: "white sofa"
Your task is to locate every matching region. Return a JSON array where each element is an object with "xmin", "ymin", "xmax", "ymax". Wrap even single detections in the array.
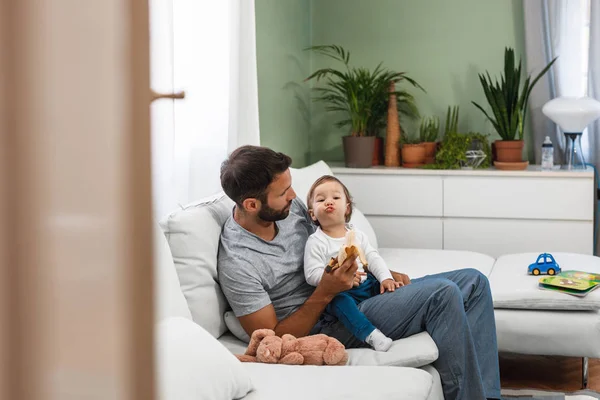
[{"xmin": 155, "ymin": 161, "xmax": 600, "ymax": 400}]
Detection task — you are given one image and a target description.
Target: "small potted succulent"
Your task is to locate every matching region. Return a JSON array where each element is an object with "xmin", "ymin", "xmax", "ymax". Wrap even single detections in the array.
[
  {"xmin": 419, "ymin": 116, "xmax": 439, "ymax": 164},
  {"xmin": 400, "ymin": 132, "xmax": 425, "ymax": 168}
]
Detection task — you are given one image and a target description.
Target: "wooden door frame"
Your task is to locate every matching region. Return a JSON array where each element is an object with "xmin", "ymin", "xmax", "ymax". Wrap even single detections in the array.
[{"xmin": 0, "ymin": 0, "xmax": 154, "ymax": 399}]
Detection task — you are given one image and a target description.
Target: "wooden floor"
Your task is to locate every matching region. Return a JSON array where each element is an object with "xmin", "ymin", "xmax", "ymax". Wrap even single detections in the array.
[{"xmin": 500, "ymin": 353, "xmax": 600, "ymax": 392}]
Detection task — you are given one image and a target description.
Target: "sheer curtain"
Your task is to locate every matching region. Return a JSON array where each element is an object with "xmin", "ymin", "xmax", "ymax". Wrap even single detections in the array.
[
  {"xmin": 150, "ymin": 0, "xmax": 260, "ymax": 219},
  {"xmin": 587, "ymin": 0, "xmax": 600, "ymax": 163},
  {"xmin": 523, "ymin": 0, "xmax": 592, "ymax": 164}
]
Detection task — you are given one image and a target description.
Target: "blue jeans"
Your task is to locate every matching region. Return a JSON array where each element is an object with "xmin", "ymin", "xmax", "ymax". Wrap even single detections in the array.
[
  {"xmin": 314, "ymin": 268, "xmax": 501, "ymax": 400},
  {"xmin": 324, "ymin": 273, "xmax": 381, "ymax": 342}
]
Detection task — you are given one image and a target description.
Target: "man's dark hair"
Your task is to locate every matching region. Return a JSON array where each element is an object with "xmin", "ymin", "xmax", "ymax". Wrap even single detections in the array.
[{"xmin": 220, "ymin": 145, "xmax": 292, "ymax": 207}]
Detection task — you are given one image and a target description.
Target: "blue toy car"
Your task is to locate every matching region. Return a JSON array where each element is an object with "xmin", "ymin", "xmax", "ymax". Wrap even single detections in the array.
[{"xmin": 528, "ymin": 253, "xmax": 561, "ymax": 276}]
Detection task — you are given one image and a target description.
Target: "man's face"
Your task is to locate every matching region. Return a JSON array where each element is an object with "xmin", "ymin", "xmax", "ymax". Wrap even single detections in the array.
[{"xmin": 258, "ymin": 169, "xmax": 296, "ymax": 222}]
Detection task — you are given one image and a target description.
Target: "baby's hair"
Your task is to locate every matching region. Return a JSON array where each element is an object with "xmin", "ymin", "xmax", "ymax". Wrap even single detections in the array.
[{"xmin": 306, "ymin": 175, "xmax": 353, "ymax": 223}]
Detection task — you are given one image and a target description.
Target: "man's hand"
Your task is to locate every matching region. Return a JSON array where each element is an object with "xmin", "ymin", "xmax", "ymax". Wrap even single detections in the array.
[
  {"xmin": 353, "ymin": 271, "xmax": 367, "ymax": 287},
  {"xmin": 390, "ymin": 271, "xmax": 411, "ymax": 286},
  {"xmin": 380, "ymin": 278, "xmax": 401, "ymax": 294},
  {"xmin": 318, "ymin": 254, "xmax": 358, "ymax": 298}
]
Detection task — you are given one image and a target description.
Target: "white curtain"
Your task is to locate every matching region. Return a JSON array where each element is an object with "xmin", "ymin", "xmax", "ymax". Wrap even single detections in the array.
[
  {"xmin": 523, "ymin": 0, "xmax": 592, "ymax": 164},
  {"xmin": 587, "ymin": 0, "xmax": 600, "ymax": 162},
  {"xmin": 150, "ymin": 0, "xmax": 260, "ymax": 219}
]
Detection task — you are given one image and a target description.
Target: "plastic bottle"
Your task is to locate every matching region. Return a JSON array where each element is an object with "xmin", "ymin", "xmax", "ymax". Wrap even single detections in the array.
[{"xmin": 541, "ymin": 136, "xmax": 554, "ymax": 171}]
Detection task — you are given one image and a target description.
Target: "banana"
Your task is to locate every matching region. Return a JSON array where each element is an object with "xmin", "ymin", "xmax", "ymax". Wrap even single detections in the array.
[{"xmin": 325, "ymin": 230, "xmax": 368, "ymax": 273}]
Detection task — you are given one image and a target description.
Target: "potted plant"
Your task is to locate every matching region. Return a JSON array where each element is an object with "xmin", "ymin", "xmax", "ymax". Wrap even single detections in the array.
[
  {"xmin": 419, "ymin": 116, "xmax": 439, "ymax": 164},
  {"xmin": 305, "ymin": 45, "xmax": 422, "ymax": 168},
  {"xmin": 425, "ymin": 131, "xmax": 491, "ymax": 170},
  {"xmin": 400, "ymin": 131, "xmax": 425, "ymax": 168},
  {"xmin": 472, "ymin": 47, "xmax": 557, "ymax": 168}
]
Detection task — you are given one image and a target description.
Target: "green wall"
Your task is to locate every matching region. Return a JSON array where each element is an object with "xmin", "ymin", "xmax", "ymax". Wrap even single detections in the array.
[
  {"xmin": 255, "ymin": 0, "xmax": 312, "ymax": 167},
  {"xmin": 256, "ymin": 0, "xmax": 529, "ymax": 166}
]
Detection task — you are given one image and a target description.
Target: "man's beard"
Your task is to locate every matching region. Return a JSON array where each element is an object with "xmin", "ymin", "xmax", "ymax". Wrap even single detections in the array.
[{"xmin": 258, "ymin": 201, "xmax": 292, "ymax": 222}]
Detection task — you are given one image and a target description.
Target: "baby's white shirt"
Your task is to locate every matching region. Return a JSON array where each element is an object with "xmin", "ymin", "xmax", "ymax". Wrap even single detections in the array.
[{"xmin": 303, "ymin": 225, "xmax": 393, "ymax": 287}]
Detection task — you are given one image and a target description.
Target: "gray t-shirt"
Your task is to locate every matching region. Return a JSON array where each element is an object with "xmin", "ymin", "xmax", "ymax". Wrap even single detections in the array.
[{"xmin": 218, "ymin": 198, "xmax": 316, "ymax": 321}]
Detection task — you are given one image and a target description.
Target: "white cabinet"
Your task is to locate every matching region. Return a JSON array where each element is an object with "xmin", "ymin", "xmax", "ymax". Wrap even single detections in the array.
[
  {"xmin": 368, "ymin": 216, "xmax": 443, "ymax": 249},
  {"xmin": 331, "ymin": 165, "xmax": 595, "ymax": 257},
  {"xmin": 443, "ymin": 176, "xmax": 593, "ymax": 220},
  {"xmin": 340, "ymin": 174, "xmax": 443, "ymax": 216},
  {"xmin": 443, "ymin": 218, "xmax": 593, "ymax": 256}
]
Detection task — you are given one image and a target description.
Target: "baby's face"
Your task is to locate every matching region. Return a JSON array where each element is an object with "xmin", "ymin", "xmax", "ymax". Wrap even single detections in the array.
[{"xmin": 310, "ymin": 181, "xmax": 349, "ymax": 228}]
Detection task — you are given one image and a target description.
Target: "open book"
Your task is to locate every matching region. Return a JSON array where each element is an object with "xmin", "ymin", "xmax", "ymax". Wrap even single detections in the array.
[{"xmin": 538, "ymin": 270, "xmax": 600, "ymax": 297}]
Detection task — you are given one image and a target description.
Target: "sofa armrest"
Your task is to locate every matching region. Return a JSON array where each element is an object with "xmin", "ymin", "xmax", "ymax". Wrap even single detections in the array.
[{"xmin": 346, "ymin": 332, "xmax": 438, "ymax": 368}]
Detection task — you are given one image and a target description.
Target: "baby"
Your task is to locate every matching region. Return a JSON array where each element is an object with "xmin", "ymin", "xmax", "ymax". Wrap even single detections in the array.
[{"xmin": 303, "ymin": 175, "xmax": 402, "ymax": 351}]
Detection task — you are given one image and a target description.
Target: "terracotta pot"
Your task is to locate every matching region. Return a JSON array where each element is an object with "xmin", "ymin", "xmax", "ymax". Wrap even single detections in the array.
[
  {"xmin": 401, "ymin": 143, "xmax": 426, "ymax": 166},
  {"xmin": 372, "ymin": 137, "xmax": 384, "ymax": 166},
  {"xmin": 494, "ymin": 140, "xmax": 524, "ymax": 163},
  {"xmin": 422, "ymin": 142, "xmax": 437, "ymax": 164},
  {"xmin": 343, "ymin": 136, "xmax": 375, "ymax": 168}
]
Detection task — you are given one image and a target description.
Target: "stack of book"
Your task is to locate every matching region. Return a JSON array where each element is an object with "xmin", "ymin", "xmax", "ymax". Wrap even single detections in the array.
[{"xmin": 538, "ymin": 271, "xmax": 600, "ymax": 297}]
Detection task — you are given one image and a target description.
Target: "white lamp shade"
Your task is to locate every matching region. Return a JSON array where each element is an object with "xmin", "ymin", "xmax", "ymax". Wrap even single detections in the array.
[{"xmin": 542, "ymin": 96, "xmax": 600, "ymax": 132}]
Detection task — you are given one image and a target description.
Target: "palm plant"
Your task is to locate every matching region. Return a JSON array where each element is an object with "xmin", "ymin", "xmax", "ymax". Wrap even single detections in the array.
[
  {"xmin": 472, "ymin": 47, "xmax": 557, "ymax": 141},
  {"xmin": 305, "ymin": 45, "xmax": 423, "ymax": 137}
]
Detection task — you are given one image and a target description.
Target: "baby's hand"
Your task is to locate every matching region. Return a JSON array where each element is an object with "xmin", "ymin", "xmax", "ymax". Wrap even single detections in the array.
[
  {"xmin": 380, "ymin": 278, "xmax": 401, "ymax": 294},
  {"xmin": 353, "ymin": 271, "xmax": 367, "ymax": 287}
]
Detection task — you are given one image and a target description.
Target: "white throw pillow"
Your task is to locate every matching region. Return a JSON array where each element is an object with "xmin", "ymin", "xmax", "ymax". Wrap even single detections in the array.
[
  {"xmin": 160, "ymin": 193, "xmax": 234, "ymax": 338},
  {"xmin": 154, "ymin": 223, "xmax": 192, "ymax": 322},
  {"xmin": 290, "ymin": 160, "xmax": 333, "ymax": 205},
  {"xmin": 156, "ymin": 317, "xmax": 254, "ymax": 400},
  {"xmin": 224, "ymin": 311, "xmax": 251, "ymax": 343},
  {"xmin": 348, "ymin": 208, "xmax": 378, "ymax": 250}
]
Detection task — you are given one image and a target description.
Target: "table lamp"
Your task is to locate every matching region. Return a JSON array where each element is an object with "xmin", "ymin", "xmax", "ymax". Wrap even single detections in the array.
[{"xmin": 542, "ymin": 96, "xmax": 600, "ymax": 170}]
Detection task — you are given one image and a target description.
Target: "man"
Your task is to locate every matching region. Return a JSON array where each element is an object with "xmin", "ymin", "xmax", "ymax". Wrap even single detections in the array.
[{"xmin": 218, "ymin": 145, "xmax": 501, "ymax": 400}]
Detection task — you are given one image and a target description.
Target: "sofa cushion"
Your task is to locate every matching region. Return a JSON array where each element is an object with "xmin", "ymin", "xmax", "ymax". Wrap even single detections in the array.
[
  {"xmin": 156, "ymin": 317, "xmax": 254, "ymax": 400},
  {"xmin": 218, "ymin": 332, "xmax": 250, "ymax": 354},
  {"xmin": 242, "ymin": 363, "xmax": 433, "ymax": 400},
  {"xmin": 154, "ymin": 223, "xmax": 192, "ymax": 322},
  {"xmin": 345, "ymin": 332, "xmax": 438, "ymax": 368},
  {"xmin": 490, "ymin": 252, "xmax": 600, "ymax": 311},
  {"xmin": 218, "ymin": 331, "xmax": 438, "ymax": 369},
  {"xmin": 160, "ymin": 193, "xmax": 234, "ymax": 338},
  {"xmin": 378, "ymin": 248, "xmax": 496, "ymax": 279},
  {"xmin": 495, "ymin": 308, "xmax": 600, "ymax": 358},
  {"xmin": 420, "ymin": 365, "xmax": 444, "ymax": 400}
]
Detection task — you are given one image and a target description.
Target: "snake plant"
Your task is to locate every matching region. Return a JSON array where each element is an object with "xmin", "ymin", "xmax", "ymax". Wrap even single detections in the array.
[{"xmin": 472, "ymin": 47, "xmax": 557, "ymax": 141}]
